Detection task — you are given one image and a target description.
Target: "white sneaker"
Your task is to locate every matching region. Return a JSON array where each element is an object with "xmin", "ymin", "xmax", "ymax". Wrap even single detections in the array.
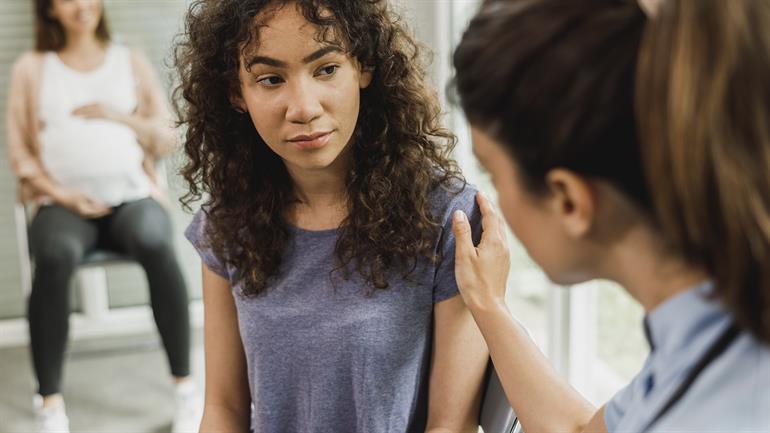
[
  {"xmin": 33, "ymin": 395, "xmax": 70, "ymax": 433},
  {"xmin": 171, "ymin": 380, "xmax": 203, "ymax": 433}
]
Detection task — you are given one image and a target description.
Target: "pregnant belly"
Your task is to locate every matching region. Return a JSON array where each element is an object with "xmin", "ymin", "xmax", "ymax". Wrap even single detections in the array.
[{"xmin": 40, "ymin": 119, "xmax": 145, "ymax": 182}]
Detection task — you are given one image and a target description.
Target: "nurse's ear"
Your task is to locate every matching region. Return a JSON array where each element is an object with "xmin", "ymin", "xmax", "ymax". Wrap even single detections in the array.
[{"xmin": 544, "ymin": 169, "xmax": 596, "ymax": 239}]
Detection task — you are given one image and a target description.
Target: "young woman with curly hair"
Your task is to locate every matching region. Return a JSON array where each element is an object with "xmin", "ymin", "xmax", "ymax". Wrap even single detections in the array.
[{"xmin": 174, "ymin": 1, "xmax": 489, "ymax": 431}]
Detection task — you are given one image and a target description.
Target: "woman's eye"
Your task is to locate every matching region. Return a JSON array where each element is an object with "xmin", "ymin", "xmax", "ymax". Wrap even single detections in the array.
[
  {"xmin": 317, "ymin": 65, "xmax": 339, "ymax": 76},
  {"xmin": 257, "ymin": 76, "xmax": 284, "ymax": 87}
]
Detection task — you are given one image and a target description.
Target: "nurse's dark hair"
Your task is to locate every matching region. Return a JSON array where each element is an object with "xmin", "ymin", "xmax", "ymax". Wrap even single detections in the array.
[
  {"xmin": 34, "ymin": 0, "xmax": 111, "ymax": 51},
  {"xmin": 174, "ymin": 0, "xmax": 461, "ymax": 296},
  {"xmin": 637, "ymin": 0, "xmax": 770, "ymax": 343},
  {"xmin": 455, "ymin": 0, "xmax": 770, "ymax": 344},
  {"xmin": 453, "ymin": 0, "xmax": 650, "ymax": 209}
]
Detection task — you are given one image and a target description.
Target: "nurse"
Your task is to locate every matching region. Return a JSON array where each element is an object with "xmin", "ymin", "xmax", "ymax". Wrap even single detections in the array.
[{"xmin": 451, "ymin": 0, "xmax": 770, "ymax": 432}]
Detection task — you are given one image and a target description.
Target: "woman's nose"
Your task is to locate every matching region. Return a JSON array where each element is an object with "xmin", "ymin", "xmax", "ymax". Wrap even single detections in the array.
[{"xmin": 285, "ymin": 79, "xmax": 324, "ymax": 125}]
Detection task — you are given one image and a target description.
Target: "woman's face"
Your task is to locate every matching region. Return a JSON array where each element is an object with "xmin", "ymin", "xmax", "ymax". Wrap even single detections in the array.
[
  {"xmin": 237, "ymin": 4, "xmax": 372, "ymax": 175},
  {"xmin": 470, "ymin": 127, "xmax": 592, "ymax": 285},
  {"xmin": 49, "ymin": 0, "xmax": 102, "ymax": 36}
]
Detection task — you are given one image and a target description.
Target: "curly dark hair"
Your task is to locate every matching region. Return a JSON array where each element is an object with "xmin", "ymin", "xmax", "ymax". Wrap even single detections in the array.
[{"xmin": 173, "ymin": 0, "xmax": 463, "ymax": 296}]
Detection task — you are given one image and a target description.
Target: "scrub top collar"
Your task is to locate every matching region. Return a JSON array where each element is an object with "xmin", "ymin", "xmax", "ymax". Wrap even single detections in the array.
[{"xmin": 641, "ymin": 280, "xmax": 732, "ymax": 392}]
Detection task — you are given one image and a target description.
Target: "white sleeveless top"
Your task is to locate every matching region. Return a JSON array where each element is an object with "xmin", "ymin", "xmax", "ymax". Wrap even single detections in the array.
[{"xmin": 38, "ymin": 45, "xmax": 151, "ymax": 206}]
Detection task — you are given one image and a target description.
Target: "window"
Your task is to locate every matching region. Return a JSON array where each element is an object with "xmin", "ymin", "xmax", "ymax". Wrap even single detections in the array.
[{"xmin": 402, "ymin": 0, "xmax": 650, "ymax": 405}]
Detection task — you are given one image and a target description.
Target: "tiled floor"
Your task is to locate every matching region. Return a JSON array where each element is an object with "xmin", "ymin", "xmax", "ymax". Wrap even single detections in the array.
[{"xmin": 0, "ymin": 331, "xmax": 205, "ymax": 433}]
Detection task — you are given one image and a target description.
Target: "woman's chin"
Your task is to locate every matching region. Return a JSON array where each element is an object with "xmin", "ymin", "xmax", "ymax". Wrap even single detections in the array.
[{"xmin": 546, "ymin": 270, "xmax": 595, "ymax": 288}]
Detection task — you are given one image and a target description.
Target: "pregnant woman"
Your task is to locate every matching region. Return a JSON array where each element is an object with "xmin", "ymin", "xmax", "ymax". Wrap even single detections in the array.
[{"xmin": 6, "ymin": 1, "xmax": 197, "ymax": 431}]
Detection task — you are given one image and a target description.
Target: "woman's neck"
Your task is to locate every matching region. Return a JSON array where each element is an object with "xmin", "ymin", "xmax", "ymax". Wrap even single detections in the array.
[
  {"xmin": 600, "ymin": 223, "xmax": 709, "ymax": 312},
  {"xmin": 60, "ymin": 32, "xmax": 103, "ymax": 55},
  {"xmin": 285, "ymin": 160, "xmax": 350, "ymax": 230}
]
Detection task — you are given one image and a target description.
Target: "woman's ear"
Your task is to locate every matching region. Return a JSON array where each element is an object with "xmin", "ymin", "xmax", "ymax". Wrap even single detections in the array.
[
  {"xmin": 639, "ymin": 0, "xmax": 663, "ymax": 16},
  {"xmin": 545, "ymin": 168, "xmax": 597, "ymax": 239},
  {"xmin": 359, "ymin": 65, "xmax": 374, "ymax": 89},
  {"xmin": 229, "ymin": 93, "xmax": 247, "ymax": 114}
]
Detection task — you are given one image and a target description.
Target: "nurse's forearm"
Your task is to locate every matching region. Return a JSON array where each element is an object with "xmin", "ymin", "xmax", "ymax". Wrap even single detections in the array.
[{"xmin": 468, "ymin": 299, "xmax": 595, "ymax": 433}]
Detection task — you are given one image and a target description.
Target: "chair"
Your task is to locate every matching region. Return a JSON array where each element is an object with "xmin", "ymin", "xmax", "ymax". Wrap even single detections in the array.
[
  {"xmin": 14, "ymin": 161, "xmax": 169, "ymax": 321},
  {"xmin": 479, "ymin": 361, "xmax": 522, "ymax": 433},
  {"xmin": 14, "ymin": 201, "xmax": 135, "ymax": 321}
]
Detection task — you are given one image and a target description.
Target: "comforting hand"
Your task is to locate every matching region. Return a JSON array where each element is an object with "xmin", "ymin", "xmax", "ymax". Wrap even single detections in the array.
[
  {"xmin": 72, "ymin": 103, "xmax": 122, "ymax": 122},
  {"xmin": 55, "ymin": 187, "xmax": 112, "ymax": 218},
  {"xmin": 452, "ymin": 192, "xmax": 511, "ymax": 310}
]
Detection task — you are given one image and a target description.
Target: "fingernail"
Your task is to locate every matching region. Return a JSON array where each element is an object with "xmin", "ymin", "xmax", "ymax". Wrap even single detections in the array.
[{"xmin": 453, "ymin": 210, "xmax": 467, "ymax": 222}]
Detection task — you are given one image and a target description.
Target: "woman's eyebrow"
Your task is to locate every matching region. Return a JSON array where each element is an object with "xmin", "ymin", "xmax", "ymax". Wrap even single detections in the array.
[
  {"xmin": 245, "ymin": 45, "xmax": 344, "ymax": 70},
  {"xmin": 301, "ymin": 45, "xmax": 344, "ymax": 63}
]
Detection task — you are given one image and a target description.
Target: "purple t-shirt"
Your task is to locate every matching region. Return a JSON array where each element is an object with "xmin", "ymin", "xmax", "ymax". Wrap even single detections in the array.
[{"xmin": 185, "ymin": 184, "xmax": 482, "ymax": 433}]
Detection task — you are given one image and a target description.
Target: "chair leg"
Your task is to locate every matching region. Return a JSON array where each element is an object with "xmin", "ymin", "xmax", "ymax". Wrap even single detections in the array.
[
  {"xmin": 76, "ymin": 267, "xmax": 110, "ymax": 320},
  {"xmin": 14, "ymin": 203, "xmax": 33, "ymax": 297}
]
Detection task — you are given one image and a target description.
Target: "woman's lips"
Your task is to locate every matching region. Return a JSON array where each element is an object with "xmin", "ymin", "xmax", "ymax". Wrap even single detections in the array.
[{"xmin": 288, "ymin": 131, "xmax": 332, "ymax": 150}]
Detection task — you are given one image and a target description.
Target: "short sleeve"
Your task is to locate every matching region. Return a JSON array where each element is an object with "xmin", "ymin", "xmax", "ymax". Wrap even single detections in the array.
[
  {"xmin": 604, "ymin": 364, "xmax": 648, "ymax": 430},
  {"xmin": 184, "ymin": 209, "xmax": 229, "ymax": 279},
  {"xmin": 432, "ymin": 186, "xmax": 483, "ymax": 303}
]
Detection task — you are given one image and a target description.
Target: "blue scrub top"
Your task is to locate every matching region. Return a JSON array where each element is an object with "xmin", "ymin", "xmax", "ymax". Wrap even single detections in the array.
[{"xmin": 605, "ymin": 281, "xmax": 770, "ymax": 432}]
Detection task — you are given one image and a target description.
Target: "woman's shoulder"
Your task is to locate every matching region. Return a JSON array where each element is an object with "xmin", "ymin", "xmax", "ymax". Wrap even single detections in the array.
[
  {"xmin": 11, "ymin": 51, "xmax": 46, "ymax": 75},
  {"xmin": 121, "ymin": 46, "xmax": 158, "ymax": 85},
  {"xmin": 185, "ymin": 207, "xmax": 212, "ymax": 241},
  {"xmin": 108, "ymin": 43, "xmax": 137, "ymax": 57},
  {"xmin": 8, "ymin": 51, "xmax": 48, "ymax": 93},
  {"xmin": 428, "ymin": 176, "xmax": 479, "ymax": 224},
  {"xmin": 117, "ymin": 45, "xmax": 149, "ymax": 64},
  {"xmin": 105, "ymin": 44, "xmax": 141, "ymax": 64}
]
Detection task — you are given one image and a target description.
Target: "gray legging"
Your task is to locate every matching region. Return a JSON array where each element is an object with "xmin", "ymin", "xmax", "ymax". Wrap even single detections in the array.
[{"xmin": 27, "ymin": 197, "xmax": 190, "ymax": 396}]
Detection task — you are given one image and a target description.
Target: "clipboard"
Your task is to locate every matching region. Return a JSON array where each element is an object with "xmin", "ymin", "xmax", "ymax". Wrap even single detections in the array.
[{"xmin": 479, "ymin": 361, "xmax": 523, "ymax": 433}]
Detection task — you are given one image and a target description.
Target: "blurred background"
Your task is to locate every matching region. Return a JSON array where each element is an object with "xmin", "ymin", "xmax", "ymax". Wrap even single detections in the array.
[{"xmin": 0, "ymin": 1, "xmax": 648, "ymax": 431}]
